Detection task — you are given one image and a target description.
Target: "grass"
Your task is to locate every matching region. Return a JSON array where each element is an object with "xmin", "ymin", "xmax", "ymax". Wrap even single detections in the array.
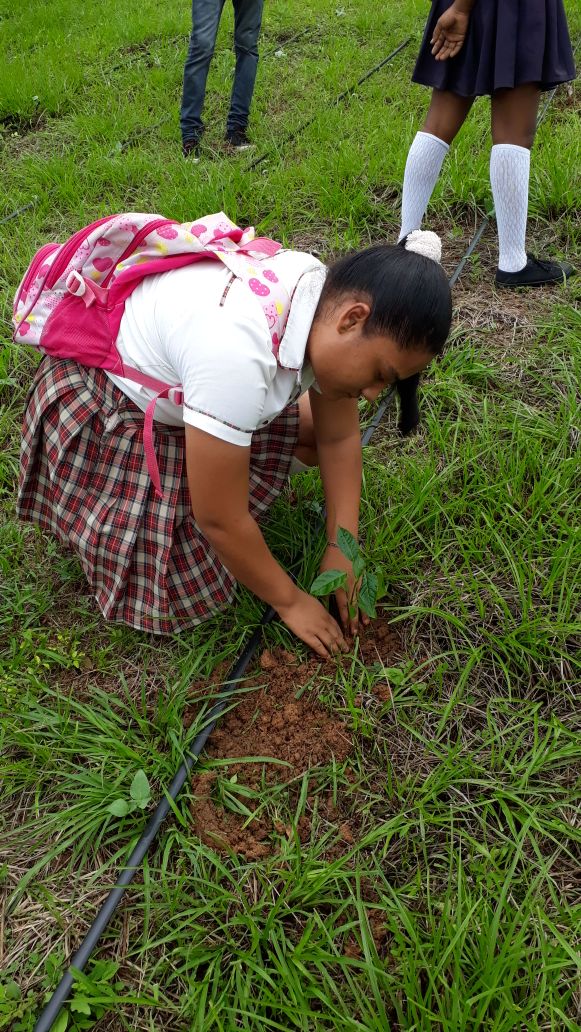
[{"xmin": 1, "ymin": 0, "xmax": 580, "ymax": 1028}]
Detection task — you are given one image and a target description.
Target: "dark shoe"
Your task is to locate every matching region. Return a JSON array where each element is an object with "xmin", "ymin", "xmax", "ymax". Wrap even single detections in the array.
[
  {"xmin": 225, "ymin": 127, "xmax": 253, "ymax": 151},
  {"xmin": 495, "ymin": 254, "xmax": 575, "ymax": 288},
  {"xmin": 182, "ymin": 136, "xmax": 201, "ymax": 162}
]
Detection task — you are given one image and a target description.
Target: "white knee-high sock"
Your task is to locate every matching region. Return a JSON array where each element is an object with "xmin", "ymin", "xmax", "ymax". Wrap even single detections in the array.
[
  {"xmin": 490, "ymin": 144, "xmax": 530, "ymax": 272},
  {"xmin": 399, "ymin": 131, "xmax": 450, "ymax": 242}
]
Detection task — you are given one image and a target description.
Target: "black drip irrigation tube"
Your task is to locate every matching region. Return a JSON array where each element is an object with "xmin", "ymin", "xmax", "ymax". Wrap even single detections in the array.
[
  {"xmin": 30, "ymin": 42, "xmax": 573, "ymax": 1032},
  {"xmin": 246, "ymin": 37, "xmax": 411, "ymax": 171},
  {"xmin": 0, "ymin": 199, "xmax": 38, "ymax": 228},
  {"xmin": 259, "ymin": 26, "xmax": 315, "ymax": 61},
  {"xmin": 33, "ymin": 613, "xmax": 275, "ymax": 1032}
]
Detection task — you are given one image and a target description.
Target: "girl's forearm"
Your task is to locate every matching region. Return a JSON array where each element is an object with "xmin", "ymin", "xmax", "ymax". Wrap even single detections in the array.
[
  {"xmin": 453, "ymin": 0, "xmax": 476, "ymax": 12},
  {"xmin": 203, "ymin": 513, "xmax": 299, "ymax": 613}
]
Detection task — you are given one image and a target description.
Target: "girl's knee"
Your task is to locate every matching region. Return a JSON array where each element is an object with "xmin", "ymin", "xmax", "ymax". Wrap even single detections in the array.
[
  {"xmin": 422, "ymin": 91, "xmax": 473, "ymax": 146},
  {"xmin": 491, "ymin": 127, "xmax": 535, "ymax": 149},
  {"xmin": 491, "ymin": 86, "xmax": 540, "ymax": 150},
  {"xmin": 421, "ymin": 116, "xmax": 457, "ymax": 147}
]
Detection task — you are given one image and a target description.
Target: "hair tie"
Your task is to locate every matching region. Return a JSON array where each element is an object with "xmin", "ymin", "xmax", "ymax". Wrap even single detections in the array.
[{"xmin": 404, "ymin": 229, "xmax": 442, "ymax": 264}]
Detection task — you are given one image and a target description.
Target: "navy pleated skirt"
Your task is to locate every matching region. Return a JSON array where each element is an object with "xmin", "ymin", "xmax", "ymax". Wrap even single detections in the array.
[{"xmin": 412, "ymin": 0, "xmax": 576, "ymax": 97}]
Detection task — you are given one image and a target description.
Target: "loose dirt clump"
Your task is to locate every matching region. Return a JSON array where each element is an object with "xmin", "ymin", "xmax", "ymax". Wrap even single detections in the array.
[
  {"xmin": 187, "ymin": 617, "xmax": 402, "ymax": 860},
  {"xmin": 189, "ymin": 656, "xmax": 351, "ymax": 859}
]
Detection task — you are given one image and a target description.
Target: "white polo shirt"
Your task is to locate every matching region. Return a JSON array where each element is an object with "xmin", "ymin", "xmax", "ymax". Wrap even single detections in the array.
[{"xmin": 107, "ymin": 249, "xmax": 326, "ymax": 446}]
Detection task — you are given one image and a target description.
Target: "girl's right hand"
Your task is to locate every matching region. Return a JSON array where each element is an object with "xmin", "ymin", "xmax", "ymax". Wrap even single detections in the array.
[
  {"xmin": 277, "ymin": 590, "xmax": 348, "ymax": 660},
  {"xmin": 431, "ymin": 4, "xmax": 470, "ymax": 61}
]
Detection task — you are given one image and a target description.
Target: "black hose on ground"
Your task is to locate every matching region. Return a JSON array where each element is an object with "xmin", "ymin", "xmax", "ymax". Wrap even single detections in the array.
[
  {"xmin": 247, "ymin": 38, "xmax": 411, "ymax": 171},
  {"xmin": 0, "ymin": 199, "xmax": 38, "ymax": 227}
]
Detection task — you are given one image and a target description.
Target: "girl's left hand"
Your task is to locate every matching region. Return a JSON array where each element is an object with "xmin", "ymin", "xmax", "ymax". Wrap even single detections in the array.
[
  {"xmin": 431, "ymin": 5, "xmax": 470, "ymax": 61},
  {"xmin": 319, "ymin": 545, "xmax": 370, "ymax": 638}
]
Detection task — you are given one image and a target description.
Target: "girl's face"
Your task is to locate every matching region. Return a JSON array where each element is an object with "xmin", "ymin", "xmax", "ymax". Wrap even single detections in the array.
[{"xmin": 307, "ymin": 298, "xmax": 434, "ymax": 401}]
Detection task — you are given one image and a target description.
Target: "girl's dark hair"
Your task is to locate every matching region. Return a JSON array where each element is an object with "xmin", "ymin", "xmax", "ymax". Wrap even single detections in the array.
[{"xmin": 317, "ymin": 241, "xmax": 452, "ymax": 354}]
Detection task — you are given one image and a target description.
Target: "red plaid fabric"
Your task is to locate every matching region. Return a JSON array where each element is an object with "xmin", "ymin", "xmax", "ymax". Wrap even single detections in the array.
[{"xmin": 18, "ymin": 358, "xmax": 299, "ymax": 634}]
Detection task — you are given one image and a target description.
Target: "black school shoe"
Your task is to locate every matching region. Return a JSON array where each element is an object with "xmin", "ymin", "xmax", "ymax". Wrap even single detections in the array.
[
  {"xmin": 182, "ymin": 135, "xmax": 201, "ymax": 161},
  {"xmin": 225, "ymin": 127, "xmax": 253, "ymax": 151},
  {"xmin": 495, "ymin": 254, "xmax": 575, "ymax": 288}
]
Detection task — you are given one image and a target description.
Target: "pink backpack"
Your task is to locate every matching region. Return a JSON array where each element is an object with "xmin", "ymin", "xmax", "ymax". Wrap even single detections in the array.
[{"xmin": 13, "ymin": 212, "xmax": 291, "ymax": 497}]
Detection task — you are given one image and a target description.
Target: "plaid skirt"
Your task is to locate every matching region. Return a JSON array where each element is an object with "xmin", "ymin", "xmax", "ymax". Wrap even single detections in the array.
[{"xmin": 17, "ymin": 358, "xmax": 299, "ymax": 634}]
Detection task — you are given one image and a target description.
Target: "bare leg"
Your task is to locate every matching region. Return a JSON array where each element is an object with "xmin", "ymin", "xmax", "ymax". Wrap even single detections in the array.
[
  {"xmin": 399, "ymin": 89, "xmax": 475, "ymax": 239},
  {"xmin": 423, "ymin": 87, "xmax": 475, "ymax": 144},
  {"xmin": 491, "ymin": 83, "xmax": 541, "ymax": 148}
]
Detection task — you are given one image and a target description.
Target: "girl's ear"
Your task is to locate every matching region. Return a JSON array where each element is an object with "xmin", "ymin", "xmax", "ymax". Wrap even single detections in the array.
[{"xmin": 337, "ymin": 300, "xmax": 371, "ymax": 335}]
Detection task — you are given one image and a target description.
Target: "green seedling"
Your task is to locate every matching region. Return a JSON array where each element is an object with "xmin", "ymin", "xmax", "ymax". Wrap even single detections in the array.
[
  {"xmin": 0, "ymin": 978, "xmax": 31, "ymax": 1032},
  {"xmin": 310, "ymin": 527, "xmax": 386, "ymax": 619},
  {"xmin": 39, "ymin": 960, "xmax": 124, "ymax": 1032},
  {"xmin": 106, "ymin": 769, "xmax": 151, "ymax": 818}
]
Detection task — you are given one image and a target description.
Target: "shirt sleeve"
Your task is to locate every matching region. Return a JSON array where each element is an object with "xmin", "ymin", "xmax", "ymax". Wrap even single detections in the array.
[{"xmin": 162, "ymin": 294, "xmax": 276, "ymax": 447}]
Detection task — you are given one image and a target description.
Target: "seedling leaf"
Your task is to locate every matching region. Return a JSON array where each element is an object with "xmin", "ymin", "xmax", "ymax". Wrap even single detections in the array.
[
  {"xmin": 106, "ymin": 799, "xmax": 130, "ymax": 817},
  {"xmin": 311, "ymin": 570, "xmax": 348, "ymax": 596},
  {"xmin": 70, "ymin": 996, "xmax": 91, "ymax": 1015},
  {"xmin": 358, "ymin": 571, "xmax": 378, "ymax": 618},
  {"xmin": 337, "ymin": 527, "xmax": 360, "ymax": 562},
  {"xmin": 353, "ymin": 555, "xmax": 366, "ymax": 580},
  {"xmin": 130, "ymin": 769, "xmax": 151, "ymax": 809}
]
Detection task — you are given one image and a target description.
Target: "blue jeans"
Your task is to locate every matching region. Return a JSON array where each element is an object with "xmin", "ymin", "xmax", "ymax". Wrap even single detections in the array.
[{"xmin": 180, "ymin": 0, "xmax": 264, "ymax": 141}]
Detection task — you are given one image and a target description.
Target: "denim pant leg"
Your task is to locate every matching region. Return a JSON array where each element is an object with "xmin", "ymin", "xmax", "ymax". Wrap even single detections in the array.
[
  {"xmin": 181, "ymin": 0, "xmax": 226, "ymax": 140},
  {"xmin": 227, "ymin": 0, "xmax": 264, "ymax": 131}
]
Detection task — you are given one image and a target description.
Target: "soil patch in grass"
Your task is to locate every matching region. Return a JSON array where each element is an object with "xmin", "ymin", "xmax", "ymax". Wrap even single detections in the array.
[
  {"xmin": 0, "ymin": 110, "xmax": 47, "ymax": 136},
  {"xmin": 186, "ymin": 618, "xmax": 401, "ymax": 860}
]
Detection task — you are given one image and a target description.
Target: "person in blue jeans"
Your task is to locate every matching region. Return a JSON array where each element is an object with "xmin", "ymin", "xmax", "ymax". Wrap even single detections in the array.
[{"xmin": 181, "ymin": 0, "xmax": 264, "ymax": 158}]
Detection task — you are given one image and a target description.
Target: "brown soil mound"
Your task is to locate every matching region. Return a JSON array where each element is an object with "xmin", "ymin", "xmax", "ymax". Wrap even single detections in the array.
[{"xmin": 186, "ymin": 618, "xmax": 401, "ymax": 860}]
